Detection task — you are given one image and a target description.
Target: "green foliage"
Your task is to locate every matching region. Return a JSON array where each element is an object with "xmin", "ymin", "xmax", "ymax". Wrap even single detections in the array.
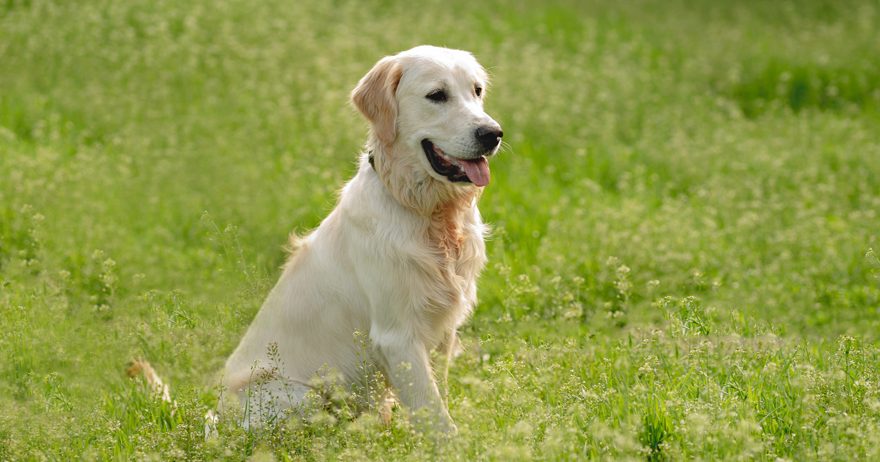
[
  {"xmin": 2, "ymin": 0, "xmax": 880, "ymax": 459},
  {"xmin": 727, "ymin": 60, "xmax": 880, "ymax": 117},
  {"xmin": 640, "ymin": 395, "xmax": 673, "ymax": 461}
]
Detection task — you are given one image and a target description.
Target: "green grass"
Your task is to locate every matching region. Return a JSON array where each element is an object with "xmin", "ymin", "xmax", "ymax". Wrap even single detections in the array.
[{"xmin": 2, "ymin": 0, "xmax": 880, "ymax": 459}]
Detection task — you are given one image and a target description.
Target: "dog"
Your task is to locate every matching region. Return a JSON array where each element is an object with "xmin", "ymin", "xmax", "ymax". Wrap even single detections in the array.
[{"xmin": 222, "ymin": 45, "xmax": 503, "ymax": 433}]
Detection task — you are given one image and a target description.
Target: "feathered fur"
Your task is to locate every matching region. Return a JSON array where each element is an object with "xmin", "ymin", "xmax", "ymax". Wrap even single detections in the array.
[{"xmin": 222, "ymin": 45, "xmax": 502, "ymax": 433}]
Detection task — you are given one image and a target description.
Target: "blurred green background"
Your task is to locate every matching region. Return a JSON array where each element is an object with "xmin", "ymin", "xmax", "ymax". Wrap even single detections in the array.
[{"xmin": 1, "ymin": 0, "xmax": 879, "ymax": 459}]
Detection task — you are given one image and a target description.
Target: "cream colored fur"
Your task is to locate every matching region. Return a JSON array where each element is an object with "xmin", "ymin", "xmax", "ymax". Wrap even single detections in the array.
[{"xmin": 222, "ymin": 45, "xmax": 502, "ymax": 433}]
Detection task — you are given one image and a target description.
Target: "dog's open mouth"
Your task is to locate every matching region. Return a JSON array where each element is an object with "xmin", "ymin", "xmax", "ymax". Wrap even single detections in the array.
[{"xmin": 421, "ymin": 139, "xmax": 490, "ymax": 187}]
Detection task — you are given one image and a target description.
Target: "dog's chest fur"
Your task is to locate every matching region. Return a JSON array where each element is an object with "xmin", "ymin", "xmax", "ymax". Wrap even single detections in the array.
[
  {"xmin": 342, "ymin": 164, "xmax": 487, "ymax": 347},
  {"xmin": 419, "ymin": 193, "xmax": 486, "ymax": 336}
]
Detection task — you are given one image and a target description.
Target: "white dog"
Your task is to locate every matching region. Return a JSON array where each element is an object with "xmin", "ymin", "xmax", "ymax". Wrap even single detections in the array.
[{"xmin": 222, "ymin": 45, "xmax": 503, "ymax": 433}]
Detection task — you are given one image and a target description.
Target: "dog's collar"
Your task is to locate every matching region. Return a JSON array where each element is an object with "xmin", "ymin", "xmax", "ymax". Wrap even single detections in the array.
[{"xmin": 367, "ymin": 150, "xmax": 375, "ymax": 171}]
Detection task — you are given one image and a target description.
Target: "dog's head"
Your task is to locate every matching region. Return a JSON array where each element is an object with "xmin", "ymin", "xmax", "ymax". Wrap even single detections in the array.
[{"xmin": 352, "ymin": 46, "xmax": 502, "ymax": 198}]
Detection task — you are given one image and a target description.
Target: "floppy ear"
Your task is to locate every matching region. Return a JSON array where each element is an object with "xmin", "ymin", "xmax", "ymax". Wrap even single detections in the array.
[{"xmin": 351, "ymin": 56, "xmax": 403, "ymax": 147}]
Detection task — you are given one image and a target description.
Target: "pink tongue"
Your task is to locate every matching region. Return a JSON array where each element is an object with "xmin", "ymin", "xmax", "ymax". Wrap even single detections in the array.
[{"xmin": 460, "ymin": 157, "xmax": 490, "ymax": 187}]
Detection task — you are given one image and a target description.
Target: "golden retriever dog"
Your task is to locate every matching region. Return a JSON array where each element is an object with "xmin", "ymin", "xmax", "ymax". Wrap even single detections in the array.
[{"xmin": 222, "ymin": 45, "xmax": 503, "ymax": 433}]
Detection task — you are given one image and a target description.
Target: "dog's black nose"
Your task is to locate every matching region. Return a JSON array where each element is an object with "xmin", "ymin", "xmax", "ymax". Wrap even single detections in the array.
[{"xmin": 475, "ymin": 126, "xmax": 503, "ymax": 151}]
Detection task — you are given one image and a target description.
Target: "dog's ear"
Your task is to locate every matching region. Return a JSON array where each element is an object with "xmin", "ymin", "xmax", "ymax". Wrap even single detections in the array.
[{"xmin": 351, "ymin": 56, "xmax": 403, "ymax": 147}]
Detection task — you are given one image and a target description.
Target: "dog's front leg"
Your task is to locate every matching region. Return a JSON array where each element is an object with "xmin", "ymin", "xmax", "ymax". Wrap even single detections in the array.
[
  {"xmin": 371, "ymin": 330, "xmax": 456, "ymax": 433},
  {"xmin": 435, "ymin": 329, "xmax": 458, "ymax": 406}
]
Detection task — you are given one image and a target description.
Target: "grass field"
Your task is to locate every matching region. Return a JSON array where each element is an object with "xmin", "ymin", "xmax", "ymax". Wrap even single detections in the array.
[{"xmin": 2, "ymin": 0, "xmax": 880, "ymax": 459}]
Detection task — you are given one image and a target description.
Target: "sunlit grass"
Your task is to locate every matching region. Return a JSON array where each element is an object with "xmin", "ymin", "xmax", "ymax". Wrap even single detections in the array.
[{"xmin": 2, "ymin": 0, "xmax": 879, "ymax": 459}]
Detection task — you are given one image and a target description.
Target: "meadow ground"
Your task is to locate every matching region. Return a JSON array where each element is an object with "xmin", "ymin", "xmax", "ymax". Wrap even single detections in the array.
[{"xmin": 2, "ymin": 0, "xmax": 880, "ymax": 460}]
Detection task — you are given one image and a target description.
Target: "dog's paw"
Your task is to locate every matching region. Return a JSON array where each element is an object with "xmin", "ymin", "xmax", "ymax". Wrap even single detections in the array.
[
  {"xmin": 412, "ymin": 407, "xmax": 457, "ymax": 437},
  {"xmin": 440, "ymin": 420, "xmax": 458, "ymax": 436},
  {"xmin": 378, "ymin": 396, "xmax": 396, "ymax": 426},
  {"xmin": 204, "ymin": 410, "xmax": 219, "ymax": 440}
]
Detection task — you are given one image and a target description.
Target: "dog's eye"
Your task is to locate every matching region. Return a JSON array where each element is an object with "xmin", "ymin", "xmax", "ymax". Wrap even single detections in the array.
[
  {"xmin": 475, "ymin": 86, "xmax": 483, "ymax": 97},
  {"xmin": 426, "ymin": 90, "xmax": 448, "ymax": 103}
]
